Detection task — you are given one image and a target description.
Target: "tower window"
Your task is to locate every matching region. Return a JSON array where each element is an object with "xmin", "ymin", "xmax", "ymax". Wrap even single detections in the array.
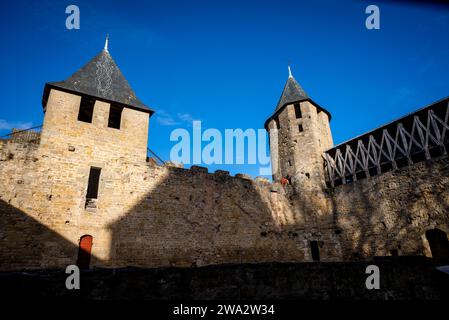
[
  {"xmin": 294, "ymin": 104, "xmax": 302, "ymax": 119},
  {"xmin": 108, "ymin": 104, "xmax": 124, "ymax": 129},
  {"xmin": 298, "ymin": 124, "xmax": 304, "ymax": 133},
  {"xmin": 78, "ymin": 96, "xmax": 95, "ymax": 123},
  {"xmin": 86, "ymin": 167, "xmax": 101, "ymax": 199},
  {"xmin": 310, "ymin": 241, "xmax": 320, "ymax": 261}
]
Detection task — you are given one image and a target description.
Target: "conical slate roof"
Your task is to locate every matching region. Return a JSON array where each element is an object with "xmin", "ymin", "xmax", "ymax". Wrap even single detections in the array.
[
  {"xmin": 264, "ymin": 67, "xmax": 331, "ymax": 130},
  {"xmin": 275, "ymin": 75, "xmax": 309, "ymax": 111},
  {"xmin": 43, "ymin": 47, "xmax": 153, "ymax": 113}
]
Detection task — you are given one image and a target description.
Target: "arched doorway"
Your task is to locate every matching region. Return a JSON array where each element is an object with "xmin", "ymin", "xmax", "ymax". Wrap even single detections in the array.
[
  {"xmin": 426, "ymin": 229, "xmax": 449, "ymax": 259},
  {"xmin": 76, "ymin": 235, "xmax": 93, "ymax": 269}
]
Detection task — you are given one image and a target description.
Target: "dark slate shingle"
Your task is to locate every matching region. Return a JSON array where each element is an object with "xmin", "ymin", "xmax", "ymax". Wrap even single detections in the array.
[
  {"xmin": 264, "ymin": 74, "xmax": 331, "ymax": 130},
  {"xmin": 43, "ymin": 49, "xmax": 153, "ymax": 113},
  {"xmin": 275, "ymin": 76, "xmax": 309, "ymax": 111}
]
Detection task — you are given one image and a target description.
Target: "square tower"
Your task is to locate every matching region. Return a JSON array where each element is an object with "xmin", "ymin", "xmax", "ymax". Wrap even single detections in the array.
[{"xmin": 40, "ymin": 42, "xmax": 154, "ymax": 163}]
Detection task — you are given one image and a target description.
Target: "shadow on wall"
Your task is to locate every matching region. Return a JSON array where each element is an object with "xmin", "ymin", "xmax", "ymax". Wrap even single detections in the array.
[
  {"xmin": 106, "ymin": 167, "xmax": 308, "ymax": 268},
  {"xmin": 0, "ymin": 199, "xmax": 102, "ymax": 271},
  {"xmin": 0, "ymin": 164, "xmax": 312, "ymax": 271},
  {"xmin": 2, "ymin": 160, "xmax": 449, "ymax": 270},
  {"xmin": 329, "ymin": 158, "xmax": 449, "ymax": 260}
]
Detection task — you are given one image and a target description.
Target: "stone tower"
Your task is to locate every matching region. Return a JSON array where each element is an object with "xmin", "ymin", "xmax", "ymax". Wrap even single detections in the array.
[
  {"xmin": 40, "ymin": 38, "xmax": 154, "ymax": 164},
  {"xmin": 26, "ymin": 39, "xmax": 156, "ymax": 264},
  {"xmin": 39, "ymin": 39, "xmax": 154, "ymax": 212},
  {"xmin": 265, "ymin": 67, "xmax": 333, "ymax": 192}
]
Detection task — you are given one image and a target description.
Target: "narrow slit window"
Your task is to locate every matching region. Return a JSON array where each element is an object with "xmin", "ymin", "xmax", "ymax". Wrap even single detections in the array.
[
  {"xmin": 108, "ymin": 104, "xmax": 124, "ymax": 129},
  {"xmin": 298, "ymin": 124, "xmax": 304, "ymax": 133},
  {"xmin": 78, "ymin": 96, "xmax": 95, "ymax": 123},
  {"xmin": 310, "ymin": 241, "xmax": 320, "ymax": 261},
  {"xmin": 86, "ymin": 167, "xmax": 101, "ymax": 199},
  {"xmin": 294, "ymin": 104, "xmax": 302, "ymax": 119}
]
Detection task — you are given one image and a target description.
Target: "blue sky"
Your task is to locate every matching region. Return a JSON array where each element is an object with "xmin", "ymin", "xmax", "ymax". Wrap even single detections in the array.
[{"xmin": 1, "ymin": 0, "xmax": 448, "ymax": 177}]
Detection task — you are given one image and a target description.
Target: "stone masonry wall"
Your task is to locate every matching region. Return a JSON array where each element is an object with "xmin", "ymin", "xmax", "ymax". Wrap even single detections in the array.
[
  {"xmin": 6, "ymin": 138, "xmax": 447, "ymax": 270},
  {"xmin": 331, "ymin": 157, "xmax": 449, "ymax": 259},
  {"xmin": 1, "ymin": 88, "xmax": 448, "ymax": 272},
  {"xmin": 2, "ymin": 259, "xmax": 448, "ymax": 300},
  {"xmin": 0, "ymin": 88, "xmax": 334, "ymax": 271},
  {"xmin": 0, "ymin": 138, "xmax": 314, "ymax": 271}
]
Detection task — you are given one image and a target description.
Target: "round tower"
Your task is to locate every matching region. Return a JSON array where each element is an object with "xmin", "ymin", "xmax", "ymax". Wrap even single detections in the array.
[{"xmin": 265, "ymin": 67, "xmax": 333, "ymax": 192}]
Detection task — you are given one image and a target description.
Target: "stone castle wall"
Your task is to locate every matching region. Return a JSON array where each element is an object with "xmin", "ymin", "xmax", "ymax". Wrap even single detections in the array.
[
  {"xmin": 2, "ymin": 136, "xmax": 447, "ymax": 271},
  {"xmin": 1, "ymin": 89, "xmax": 448, "ymax": 272},
  {"xmin": 0, "ymin": 136, "xmax": 315, "ymax": 271},
  {"xmin": 3, "ymin": 259, "xmax": 448, "ymax": 300},
  {"xmin": 331, "ymin": 157, "xmax": 449, "ymax": 259}
]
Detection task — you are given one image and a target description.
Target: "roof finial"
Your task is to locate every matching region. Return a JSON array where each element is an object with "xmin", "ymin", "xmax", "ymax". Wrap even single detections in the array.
[
  {"xmin": 104, "ymin": 34, "xmax": 109, "ymax": 52},
  {"xmin": 288, "ymin": 65, "xmax": 293, "ymax": 78}
]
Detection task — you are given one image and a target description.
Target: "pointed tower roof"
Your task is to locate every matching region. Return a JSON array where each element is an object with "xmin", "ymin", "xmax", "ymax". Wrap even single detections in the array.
[
  {"xmin": 264, "ymin": 66, "xmax": 331, "ymax": 130},
  {"xmin": 43, "ymin": 37, "xmax": 153, "ymax": 114},
  {"xmin": 275, "ymin": 66, "xmax": 309, "ymax": 112}
]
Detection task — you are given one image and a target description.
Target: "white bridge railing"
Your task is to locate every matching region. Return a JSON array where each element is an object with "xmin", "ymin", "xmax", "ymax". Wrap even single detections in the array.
[{"xmin": 323, "ymin": 98, "xmax": 449, "ymax": 187}]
